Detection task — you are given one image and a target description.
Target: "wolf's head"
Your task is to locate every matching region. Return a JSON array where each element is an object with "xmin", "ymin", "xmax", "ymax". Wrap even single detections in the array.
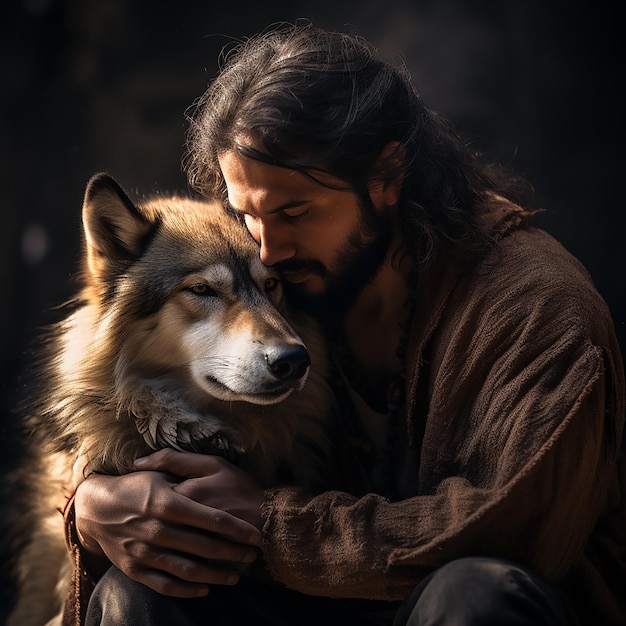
[{"xmin": 77, "ymin": 173, "xmax": 311, "ymax": 407}]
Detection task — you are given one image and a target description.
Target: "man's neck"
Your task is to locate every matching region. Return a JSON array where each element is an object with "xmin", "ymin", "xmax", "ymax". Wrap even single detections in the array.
[{"xmin": 341, "ymin": 247, "xmax": 413, "ymax": 405}]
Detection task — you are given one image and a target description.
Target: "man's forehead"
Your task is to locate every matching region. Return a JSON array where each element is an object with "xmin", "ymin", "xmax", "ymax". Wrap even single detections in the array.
[{"xmin": 220, "ymin": 153, "xmax": 313, "ymax": 215}]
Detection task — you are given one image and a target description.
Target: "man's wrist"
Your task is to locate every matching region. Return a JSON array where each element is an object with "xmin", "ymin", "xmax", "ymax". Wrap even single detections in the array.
[{"xmin": 73, "ymin": 476, "xmax": 107, "ymax": 558}]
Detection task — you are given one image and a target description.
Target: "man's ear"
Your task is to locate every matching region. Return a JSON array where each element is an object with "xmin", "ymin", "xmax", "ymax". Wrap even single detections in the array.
[{"xmin": 368, "ymin": 141, "xmax": 405, "ymax": 209}]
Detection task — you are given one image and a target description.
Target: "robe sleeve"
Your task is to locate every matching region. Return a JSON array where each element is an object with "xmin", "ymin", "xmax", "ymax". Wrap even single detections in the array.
[{"xmin": 259, "ymin": 227, "xmax": 625, "ymax": 602}]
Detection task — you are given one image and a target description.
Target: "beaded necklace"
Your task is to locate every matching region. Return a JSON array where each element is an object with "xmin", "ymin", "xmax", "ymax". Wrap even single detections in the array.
[{"xmin": 327, "ymin": 291, "xmax": 416, "ymax": 500}]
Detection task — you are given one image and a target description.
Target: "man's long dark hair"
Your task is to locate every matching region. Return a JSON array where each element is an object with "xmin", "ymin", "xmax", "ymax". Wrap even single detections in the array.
[{"xmin": 185, "ymin": 22, "xmax": 530, "ymax": 271}]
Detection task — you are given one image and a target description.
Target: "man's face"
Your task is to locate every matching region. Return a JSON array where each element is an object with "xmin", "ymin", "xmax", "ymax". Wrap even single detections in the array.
[{"xmin": 218, "ymin": 145, "xmax": 396, "ymax": 317}]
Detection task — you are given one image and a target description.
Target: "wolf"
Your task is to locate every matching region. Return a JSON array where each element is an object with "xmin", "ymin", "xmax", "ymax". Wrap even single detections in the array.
[{"xmin": 7, "ymin": 173, "xmax": 334, "ymax": 626}]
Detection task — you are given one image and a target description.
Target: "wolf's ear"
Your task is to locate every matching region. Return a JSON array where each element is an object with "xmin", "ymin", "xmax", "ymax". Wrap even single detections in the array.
[{"xmin": 82, "ymin": 173, "xmax": 156, "ymax": 281}]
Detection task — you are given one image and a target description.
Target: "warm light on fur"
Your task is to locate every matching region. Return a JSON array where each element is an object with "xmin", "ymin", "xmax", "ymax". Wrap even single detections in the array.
[{"xmin": 8, "ymin": 173, "xmax": 334, "ymax": 626}]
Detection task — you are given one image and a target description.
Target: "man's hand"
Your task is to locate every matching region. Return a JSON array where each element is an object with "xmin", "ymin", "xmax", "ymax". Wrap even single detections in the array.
[
  {"xmin": 135, "ymin": 449, "xmax": 265, "ymax": 531},
  {"xmin": 74, "ymin": 450, "xmax": 264, "ymax": 598}
]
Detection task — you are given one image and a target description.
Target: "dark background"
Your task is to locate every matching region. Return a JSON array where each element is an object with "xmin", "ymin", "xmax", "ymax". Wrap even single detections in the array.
[{"xmin": 0, "ymin": 0, "xmax": 624, "ymax": 618}]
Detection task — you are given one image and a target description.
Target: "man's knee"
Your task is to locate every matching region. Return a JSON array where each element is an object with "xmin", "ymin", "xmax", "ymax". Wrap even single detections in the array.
[
  {"xmin": 86, "ymin": 567, "xmax": 148, "ymax": 625},
  {"xmin": 86, "ymin": 567, "xmax": 204, "ymax": 626},
  {"xmin": 395, "ymin": 557, "xmax": 579, "ymax": 626}
]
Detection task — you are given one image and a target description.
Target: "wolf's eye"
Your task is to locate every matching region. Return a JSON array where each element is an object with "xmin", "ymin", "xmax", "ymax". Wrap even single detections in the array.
[
  {"xmin": 188, "ymin": 283, "xmax": 217, "ymax": 297},
  {"xmin": 264, "ymin": 277, "xmax": 279, "ymax": 293}
]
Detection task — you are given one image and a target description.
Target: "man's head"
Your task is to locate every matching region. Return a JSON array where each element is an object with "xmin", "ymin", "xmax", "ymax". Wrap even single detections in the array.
[
  {"xmin": 186, "ymin": 22, "xmax": 514, "ymax": 301},
  {"xmin": 186, "ymin": 23, "xmax": 410, "ymax": 208}
]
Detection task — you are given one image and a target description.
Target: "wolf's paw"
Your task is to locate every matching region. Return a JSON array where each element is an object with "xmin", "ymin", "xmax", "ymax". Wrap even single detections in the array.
[
  {"xmin": 183, "ymin": 429, "xmax": 245, "ymax": 462},
  {"xmin": 175, "ymin": 420, "xmax": 244, "ymax": 461},
  {"xmin": 135, "ymin": 412, "xmax": 244, "ymax": 462}
]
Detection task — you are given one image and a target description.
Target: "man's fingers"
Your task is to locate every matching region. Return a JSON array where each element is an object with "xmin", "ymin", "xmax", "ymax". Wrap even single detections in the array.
[
  {"xmin": 134, "ymin": 448, "xmax": 222, "ymax": 477},
  {"xmin": 132, "ymin": 521, "xmax": 259, "ymax": 564},
  {"xmin": 144, "ymin": 490, "xmax": 261, "ymax": 547},
  {"xmin": 168, "ymin": 492, "xmax": 261, "ymax": 545},
  {"xmin": 132, "ymin": 562, "xmax": 239, "ymax": 598},
  {"xmin": 138, "ymin": 569, "xmax": 210, "ymax": 599},
  {"xmin": 121, "ymin": 529, "xmax": 256, "ymax": 597},
  {"xmin": 133, "ymin": 449, "xmax": 264, "ymax": 544}
]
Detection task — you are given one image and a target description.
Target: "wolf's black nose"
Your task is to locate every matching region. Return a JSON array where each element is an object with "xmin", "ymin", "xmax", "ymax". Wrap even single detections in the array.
[{"xmin": 266, "ymin": 344, "xmax": 310, "ymax": 381}]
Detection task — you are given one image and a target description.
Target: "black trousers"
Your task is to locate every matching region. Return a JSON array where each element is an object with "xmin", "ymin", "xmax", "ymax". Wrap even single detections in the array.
[{"xmin": 86, "ymin": 557, "xmax": 580, "ymax": 626}]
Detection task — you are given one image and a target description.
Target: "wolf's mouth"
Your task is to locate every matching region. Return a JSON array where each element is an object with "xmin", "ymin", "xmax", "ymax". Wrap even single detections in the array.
[
  {"xmin": 205, "ymin": 376, "xmax": 294, "ymax": 402},
  {"xmin": 255, "ymin": 388, "xmax": 294, "ymax": 401},
  {"xmin": 205, "ymin": 376, "xmax": 231, "ymax": 394}
]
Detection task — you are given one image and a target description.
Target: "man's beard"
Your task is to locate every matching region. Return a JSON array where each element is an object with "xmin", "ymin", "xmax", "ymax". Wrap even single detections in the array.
[{"xmin": 276, "ymin": 198, "xmax": 394, "ymax": 322}]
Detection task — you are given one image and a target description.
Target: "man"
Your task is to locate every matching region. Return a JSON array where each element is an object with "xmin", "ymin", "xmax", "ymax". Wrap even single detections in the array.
[{"xmin": 69, "ymin": 23, "xmax": 625, "ymax": 625}]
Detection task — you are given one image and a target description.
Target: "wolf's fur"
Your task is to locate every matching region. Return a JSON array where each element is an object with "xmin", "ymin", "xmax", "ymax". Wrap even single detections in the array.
[{"xmin": 8, "ymin": 173, "xmax": 334, "ymax": 626}]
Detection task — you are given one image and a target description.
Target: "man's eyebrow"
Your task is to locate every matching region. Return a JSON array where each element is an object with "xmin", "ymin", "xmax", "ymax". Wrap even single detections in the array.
[{"xmin": 226, "ymin": 199, "xmax": 309, "ymax": 216}]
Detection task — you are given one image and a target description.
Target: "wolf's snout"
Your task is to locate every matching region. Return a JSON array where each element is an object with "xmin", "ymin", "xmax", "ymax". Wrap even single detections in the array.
[{"xmin": 265, "ymin": 344, "xmax": 310, "ymax": 382}]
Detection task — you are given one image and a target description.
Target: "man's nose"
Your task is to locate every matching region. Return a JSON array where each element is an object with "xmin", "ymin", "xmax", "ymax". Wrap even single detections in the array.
[{"xmin": 258, "ymin": 222, "xmax": 295, "ymax": 267}]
